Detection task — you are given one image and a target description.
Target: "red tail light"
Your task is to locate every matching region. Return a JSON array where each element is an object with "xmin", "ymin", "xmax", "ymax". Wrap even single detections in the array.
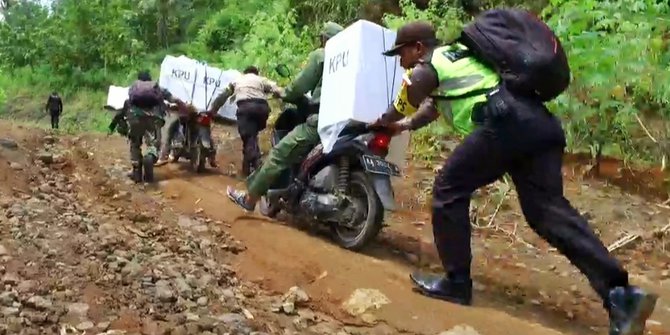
[
  {"xmin": 198, "ymin": 113, "xmax": 212, "ymax": 126},
  {"xmin": 368, "ymin": 132, "xmax": 391, "ymax": 156}
]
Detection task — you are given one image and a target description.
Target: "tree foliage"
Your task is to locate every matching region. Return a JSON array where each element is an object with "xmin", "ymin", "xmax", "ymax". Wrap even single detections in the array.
[
  {"xmin": 544, "ymin": 0, "xmax": 670, "ymax": 165},
  {"xmin": 0, "ymin": 0, "xmax": 668, "ymax": 167}
]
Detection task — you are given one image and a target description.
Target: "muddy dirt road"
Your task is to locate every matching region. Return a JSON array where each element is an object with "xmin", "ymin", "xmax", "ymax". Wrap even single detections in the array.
[
  {"xmin": 3, "ymin": 120, "xmax": 669, "ymax": 334},
  {"xmin": 156, "ymin": 170, "xmax": 565, "ymax": 335},
  {"xmin": 82, "ymin": 122, "xmax": 670, "ymax": 335}
]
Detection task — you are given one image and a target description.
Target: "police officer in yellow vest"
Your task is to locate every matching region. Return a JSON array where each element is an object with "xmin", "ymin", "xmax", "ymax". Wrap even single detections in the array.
[{"xmin": 376, "ymin": 21, "xmax": 655, "ymax": 335}]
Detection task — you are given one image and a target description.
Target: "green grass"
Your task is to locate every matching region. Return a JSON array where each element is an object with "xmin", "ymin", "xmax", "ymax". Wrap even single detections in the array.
[{"xmin": 1, "ymin": 86, "xmax": 112, "ymax": 134}]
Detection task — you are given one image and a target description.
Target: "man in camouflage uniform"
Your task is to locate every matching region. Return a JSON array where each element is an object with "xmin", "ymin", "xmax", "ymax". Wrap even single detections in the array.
[
  {"xmin": 127, "ymin": 71, "xmax": 183, "ymax": 182},
  {"xmin": 226, "ymin": 22, "xmax": 344, "ymax": 210}
]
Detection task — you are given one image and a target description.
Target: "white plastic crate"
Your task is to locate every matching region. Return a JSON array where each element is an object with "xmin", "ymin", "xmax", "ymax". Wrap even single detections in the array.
[{"xmin": 319, "ymin": 19, "xmax": 407, "ymax": 168}]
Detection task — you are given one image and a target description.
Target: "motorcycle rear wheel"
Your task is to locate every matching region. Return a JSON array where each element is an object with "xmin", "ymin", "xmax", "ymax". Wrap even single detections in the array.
[
  {"xmin": 196, "ymin": 144, "xmax": 207, "ymax": 173},
  {"xmin": 188, "ymin": 140, "xmax": 207, "ymax": 173},
  {"xmin": 142, "ymin": 154, "xmax": 155, "ymax": 183},
  {"xmin": 331, "ymin": 171, "xmax": 384, "ymax": 251}
]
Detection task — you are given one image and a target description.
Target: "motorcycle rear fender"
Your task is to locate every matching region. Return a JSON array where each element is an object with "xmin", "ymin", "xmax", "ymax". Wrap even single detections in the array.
[
  {"xmin": 370, "ymin": 174, "xmax": 396, "ymax": 211},
  {"xmin": 299, "ymin": 143, "xmax": 397, "ymax": 212},
  {"xmin": 300, "ymin": 141, "xmax": 367, "ymax": 178},
  {"xmin": 341, "ymin": 143, "xmax": 397, "ymax": 211},
  {"xmin": 198, "ymin": 126, "xmax": 212, "ymax": 149},
  {"xmin": 324, "ymin": 140, "xmax": 368, "ymax": 160}
]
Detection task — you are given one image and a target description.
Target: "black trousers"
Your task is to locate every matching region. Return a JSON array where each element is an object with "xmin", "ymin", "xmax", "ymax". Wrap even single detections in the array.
[
  {"xmin": 236, "ymin": 99, "xmax": 270, "ymax": 176},
  {"xmin": 50, "ymin": 111, "xmax": 60, "ymax": 129},
  {"xmin": 432, "ymin": 90, "xmax": 629, "ymax": 304}
]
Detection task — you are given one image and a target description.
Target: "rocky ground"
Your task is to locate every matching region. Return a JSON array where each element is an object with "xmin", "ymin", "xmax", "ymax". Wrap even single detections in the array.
[{"xmin": 0, "ymin": 126, "xmax": 409, "ymax": 335}]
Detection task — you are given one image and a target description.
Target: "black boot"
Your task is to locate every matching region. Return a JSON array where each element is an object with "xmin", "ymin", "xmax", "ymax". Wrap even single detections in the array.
[
  {"xmin": 608, "ymin": 286, "xmax": 657, "ymax": 335},
  {"xmin": 409, "ymin": 271, "xmax": 472, "ymax": 306},
  {"xmin": 128, "ymin": 161, "xmax": 143, "ymax": 183},
  {"xmin": 209, "ymin": 155, "xmax": 218, "ymax": 168}
]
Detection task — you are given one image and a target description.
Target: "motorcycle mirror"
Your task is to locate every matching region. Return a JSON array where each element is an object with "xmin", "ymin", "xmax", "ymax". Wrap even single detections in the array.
[{"xmin": 275, "ymin": 64, "xmax": 291, "ymax": 78}]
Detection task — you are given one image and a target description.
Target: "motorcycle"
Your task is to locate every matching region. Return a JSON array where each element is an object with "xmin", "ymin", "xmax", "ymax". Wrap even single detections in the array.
[
  {"xmin": 169, "ymin": 105, "xmax": 215, "ymax": 173},
  {"xmin": 258, "ymin": 64, "xmax": 399, "ymax": 251}
]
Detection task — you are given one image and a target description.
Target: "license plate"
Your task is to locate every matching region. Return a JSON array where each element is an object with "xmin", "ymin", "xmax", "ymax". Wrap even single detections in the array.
[{"xmin": 361, "ymin": 155, "xmax": 401, "ymax": 176}]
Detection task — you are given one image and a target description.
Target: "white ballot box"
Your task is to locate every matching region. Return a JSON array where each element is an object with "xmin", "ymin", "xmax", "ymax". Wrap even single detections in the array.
[
  {"xmin": 158, "ymin": 55, "xmax": 240, "ymax": 121},
  {"xmin": 158, "ymin": 55, "xmax": 199, "ymax": 104},
  {"xmin": 318, "ymin": 19, "xmax": 407, "ymax": 168},
  {"xmin": 206, "ymin": 68, "xmax": 241, "ymax": 121},
  {"xmin": 105, "ymin": 85, "xmax": 129, "ymax": 111}
]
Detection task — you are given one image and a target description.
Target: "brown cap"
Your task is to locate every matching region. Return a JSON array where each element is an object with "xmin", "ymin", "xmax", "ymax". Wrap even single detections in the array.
[{"xmin": 382, "ymin": 21, "xmax": 437, "ymax": 56}]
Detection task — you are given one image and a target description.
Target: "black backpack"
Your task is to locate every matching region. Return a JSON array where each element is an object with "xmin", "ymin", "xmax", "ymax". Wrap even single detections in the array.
[
  {"xmin": 459, "ymin": 8, "xmax": 571, "ymax": 102},
  {"xmin": 128, "ymin": 80, "xmax": 163, "ymax": 109}
]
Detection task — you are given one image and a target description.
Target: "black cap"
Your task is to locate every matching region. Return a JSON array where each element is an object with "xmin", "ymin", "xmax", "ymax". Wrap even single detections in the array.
[
  {"xmin": 383, "ymin": 21, "xmax": 437, "ymax": 56},
  {"xmin": 243, "ymin": 66, "xmax": 259, "ymax": 74},
  {"xmin": 137, "ymin": 70, "xmax": 152, "ymax": 81}
]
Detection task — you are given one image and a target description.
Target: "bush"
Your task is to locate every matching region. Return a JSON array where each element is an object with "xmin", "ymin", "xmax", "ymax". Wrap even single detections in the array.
[
  {"xmin": 544, "ymin": 0, "xmax": 670, "ymax": 165},
  {"xmin": 197, "ymin": 7, "xmax": 252, "ymax": 52}
]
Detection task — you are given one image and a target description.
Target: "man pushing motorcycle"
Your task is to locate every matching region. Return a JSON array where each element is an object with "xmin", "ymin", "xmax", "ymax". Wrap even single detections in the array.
[
  {"xmin": 226, "ymin": 21, "xmax": 344, "ymax": 210},
  {"xmin": 127, "ymin": 70, "xmax": 185, "ymax": 182},
  {"xmin": 207, "ymin": 66, "xmax": 284, "ymax": 176},
  {"xmin": 374, "ymin": 16, "xmax": 656, "ymax": 335}
]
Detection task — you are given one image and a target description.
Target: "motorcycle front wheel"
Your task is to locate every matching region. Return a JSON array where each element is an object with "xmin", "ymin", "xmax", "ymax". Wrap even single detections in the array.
[{"xmin": 331, "ymin": 171, "xmax": 384, "ymax": 251}]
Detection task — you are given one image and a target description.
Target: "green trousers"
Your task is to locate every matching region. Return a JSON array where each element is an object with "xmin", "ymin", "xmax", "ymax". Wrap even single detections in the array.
[
  {"xmin": 127, "ymin": 109, "xmax": 164, "ymax": 166},
  {"xmin": 246, "ymin": 114, "xmax": 319, "ymax": 197}
]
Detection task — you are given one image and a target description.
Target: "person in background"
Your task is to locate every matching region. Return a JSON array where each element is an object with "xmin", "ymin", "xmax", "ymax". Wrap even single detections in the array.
[
  {"xmin": 207, "ymin": 66, "xmax": 284, "ymax": 176},
  {"xmin": 45, "ymin": 91, "xmax": 63, "ymax": 129},
  {"xmin": 225, "ymin": 21, "xmax": 343, "ymax": 211},
  {"xmin": 375, "ymin": 21, "xmax": 656, "ymax": 335}
]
